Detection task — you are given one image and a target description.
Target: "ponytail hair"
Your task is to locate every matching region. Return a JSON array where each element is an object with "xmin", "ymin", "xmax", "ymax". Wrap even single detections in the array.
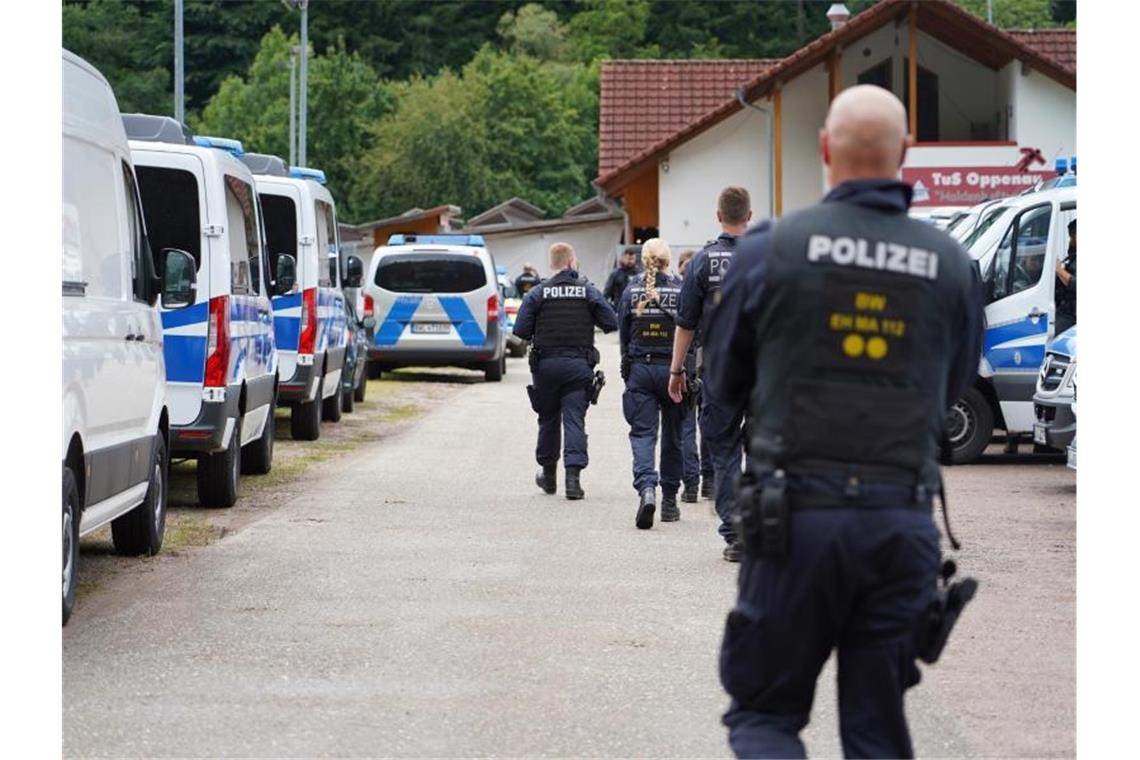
[{"xmin": 635, "ymin": 238, "xmax": 672, "ymax": 315}]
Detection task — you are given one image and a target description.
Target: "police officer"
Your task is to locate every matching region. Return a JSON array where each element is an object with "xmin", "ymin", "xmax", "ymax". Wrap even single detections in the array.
[
  {"xmin": 669, "ymin": 186, "xmax": 753, "ymax": 561},
  {"xmin": 514, "ymin": 263, "xmax": 542, "ymax": 296},
  {"xmin": 705, "ymin": 85, "xmax": 984, "ymax": 758},
  {"xmin": 676, "ymin": 249, "xmax": 711, "ymax": 503},
  {"xmin": 513, "ymin": 242, "xmax": 618, "ymax": 499},
  {"xmin": 618, "ymin": 239, "xmax": 685, "ymax": 528},
  {"xmin": 604, "ymin": 246, "xmax": 642, "ymax": 310}
]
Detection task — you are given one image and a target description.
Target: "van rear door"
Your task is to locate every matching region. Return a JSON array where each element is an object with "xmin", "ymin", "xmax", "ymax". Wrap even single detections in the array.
[{"xmin": 372, "ymin": 250, "xmax": 489, "ymax": 349}]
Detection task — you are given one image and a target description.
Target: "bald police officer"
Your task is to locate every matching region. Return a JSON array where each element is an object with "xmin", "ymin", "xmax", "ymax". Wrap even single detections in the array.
[
  {"xmin": 669, "ymin": 186, "xmax": 753, "ymax": 562},
  {"xmin": 705, "ymin": 86, "xmax": 983, "ymax": 757},
  {"xmin": 513, "ymin": 242, "xmax": 618, "ymax": 499}
]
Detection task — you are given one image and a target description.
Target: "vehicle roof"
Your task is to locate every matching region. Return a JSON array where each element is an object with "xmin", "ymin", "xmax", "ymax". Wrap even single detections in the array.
[
  {"xmin": 373, "ymin": 244, "xmax": 492, "ymax": 260},
  {"xmin": 252, "ymin": 174, "xmax": 335, "ymax": 206},
  {"xmin": 63, "ymin": 50, "xmax": 129, "ymax": 154},
  {"xmin": 128, "ymin": 139, "xmax": 257, "ymax": 183},
  {"xmin": 1002, "ymin": 185, "xmax": 1076, "ymax": 210}
]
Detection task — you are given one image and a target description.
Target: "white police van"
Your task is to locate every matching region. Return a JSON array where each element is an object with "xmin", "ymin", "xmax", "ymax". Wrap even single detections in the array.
[
  {"xmin": 63, "ymin": 51, "xmax": 197, "ymax": 624},
  {"xmin": 239, "ymin": 156, "xmax": 350, "ymax": 439},
  {"xmin": 946, "ymin": 185, "xmax": 1076, "ymax": 462},
  {"xmin": 364, "ymin": 234, "xmax": 507, "ymax": 382},
  {"xmin": 125, "ymin": 117, "xmax": 280, "ymax": 506}
]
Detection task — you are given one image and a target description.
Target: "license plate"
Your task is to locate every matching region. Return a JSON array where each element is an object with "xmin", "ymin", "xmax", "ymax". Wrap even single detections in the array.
[
  {"xmin": 1033, "ymin": 424, "xmax": 1047, "ymax": 445},
  {"xmin": 411, "ymin": 322, "xmax": 451, "ymax": 334}
]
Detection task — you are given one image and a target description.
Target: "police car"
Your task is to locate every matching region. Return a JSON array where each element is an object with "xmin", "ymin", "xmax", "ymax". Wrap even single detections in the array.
[
  {"xmin": 1032, "ymin": 326, "xmax": 1076, "ymax": 451},
  {"xmin": 126, "ymin": 118, "xmax": 280, "ymax": 507},
  {"xmin": 363, "ymin": 234, "xmax": 507, "ymax": 381},
  {"xmin": 945, "ymin": 185, "xmax": 1076, "ymax": 463},
  {"xmin": 241, "ymin": 155, "xmax": 352, "ymax": 439},
  {"xmin": 497, "ymin": 268, "xmax": 527, "ymax": 358}
]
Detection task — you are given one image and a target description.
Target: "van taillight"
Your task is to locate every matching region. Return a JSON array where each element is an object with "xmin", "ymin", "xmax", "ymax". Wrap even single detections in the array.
[
  {"xmin": 363, "ymin": 294, "xmax": 374, "ymax": 318},
  {"xmin": 487, "ymin": 293, "xmax": 500, "ymax": 322},
  {"xmin": 299, "ymin": 287, "xmax": 318, "ymax": 354},
  {"xmin": 204, "ymin": 295, "xmax": 230, "ymax": 388}
]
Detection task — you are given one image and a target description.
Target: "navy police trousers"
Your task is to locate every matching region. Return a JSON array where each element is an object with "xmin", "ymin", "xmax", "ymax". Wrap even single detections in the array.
[
  {"xmin": 720, "ymin": 507, "xmax": 941, "ymax": 759},
  {"xmin": 681, "ymin": 402, "xmax": 714, "ymax": 489},
  {"xmin": 532, "ymin": 355, "xmax": 593, "ymax": 470},
  {"xmin": 701, "ymin": 396, "xmax": 744, "ymax": 544},
  {"xmin": 621, "ymin": 362, "xmax": 683, "ymax": 495}
]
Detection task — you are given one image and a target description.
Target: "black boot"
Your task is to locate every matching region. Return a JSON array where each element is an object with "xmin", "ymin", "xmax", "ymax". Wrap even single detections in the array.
[
  {"xmin": 565, "ymin": 468, "xmax": 584, "ymax": 500},
  {"xmin": 661, "ymin": 491, "xmax": 680, "ymax": 522},
  {"xmin": 535, "ymin": 464, "xmax": 557, "ymax": 495},
  {"xmin": 681, "ymin": 482, "xmax": 698, "ymax": 503},
  {"xmin": 722, "ymin": 540, "xmax": 743, "ymax": 563},
  {"xmin": 700, "ymin": 476, "xmax": 714, "ymax": 500},
  {"xmin": 636, "ymin": 487, "xmax": 656, "ymax": 530}
]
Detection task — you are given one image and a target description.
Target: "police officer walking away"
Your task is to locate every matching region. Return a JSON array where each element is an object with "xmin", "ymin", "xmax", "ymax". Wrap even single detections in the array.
[
  {"xmin": 669, "ymin": 186, "xmax": 752, "ymax": 561},
  {"xmin": 604, "ymin": 246, "xmax": 641, "ymax": 310},
  {"xmin": 618, "ymin": 239, "xmax": 685, "ymax": 528},
  {"xmin": 513, "ymin": 242, "xmax": 618, "ymax": 499},
  {"xmin": 706, "ymin": 85, "xmax": 983, "ymax": 758}
]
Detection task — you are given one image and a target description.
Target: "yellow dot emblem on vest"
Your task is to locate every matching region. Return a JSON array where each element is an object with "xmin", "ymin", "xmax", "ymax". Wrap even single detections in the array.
[
  {"xmin": 866, "ymin": 336, "xmax": 888, "ymax": 360},
  {"xmin": 842, "ymin": 334, "xmax": 865, "ymax": 358}
]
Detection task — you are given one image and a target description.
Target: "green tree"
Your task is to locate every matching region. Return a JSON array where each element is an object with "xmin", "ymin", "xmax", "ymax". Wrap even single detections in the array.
[
  {"xmin": 194, "ymin": 27, "xmax": 394, "ymax": 222},
  {"xmin": 953, "ymin": 0, "xmax": 1056, "ymax": 28},
  {"xmin": 567, "ymin": 0, "xmax": 658, "ymax": 62},
  {"xmin": 62, "ymin": 0, "xmax": 171, "ymax": 114},
  {"xmin": 498, "ymin": 3, "xmax": 570, "ymax": 61}
]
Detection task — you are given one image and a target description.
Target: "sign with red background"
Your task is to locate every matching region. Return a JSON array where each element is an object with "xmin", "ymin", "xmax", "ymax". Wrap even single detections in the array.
[{"xmin": 903, "ymin": 166, "xmax": 1055, "ymax": 207}]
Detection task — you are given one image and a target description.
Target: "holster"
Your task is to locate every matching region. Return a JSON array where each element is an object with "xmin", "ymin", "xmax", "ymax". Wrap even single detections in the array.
[
  {"xmin": 682, "ymin": 373, "xmax": 702, "ymax": 410},
  {"xmin": 735, "ymin": 468, "xmax": 789, "ymax": 560},
  {"xmin": 528, "ymin": 347, "xmax": 541, "ymax": 374},
  {"xmin": 526, "ymin": 384, "xmax": 540, "ymax": 413},
  {"xmin": 590, "ymin": 370, "xmax": 606, "ymax": 405},
  {"xmin": 914, "ymin": 560, "xmax": 978, "ymax": 664}
]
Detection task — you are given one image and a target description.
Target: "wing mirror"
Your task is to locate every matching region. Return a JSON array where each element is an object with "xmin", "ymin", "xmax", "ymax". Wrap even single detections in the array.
[
  {"xmin": 362, "ymin": 315, "xmax": 377, "ymax": 330},
  {"xmin": 342, "ymin": 254, "xmax": 363, "ymax": 288},
  {"xmin": 160, "ymin": 248, "xmax": 197, "ymax": 309},
  {"xmin": 274, "ymin": 254, "xmax": 297, "ymax": 295}
]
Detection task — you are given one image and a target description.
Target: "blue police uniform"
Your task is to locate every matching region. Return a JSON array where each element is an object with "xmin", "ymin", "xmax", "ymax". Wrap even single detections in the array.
[
  {"xmin": 704, "ymin": 179, "xmax": 984, "ymax": 758},
  {"xmin": 677, "ymin": 233, "xmax": 742, "ymax": 545},
  {"xmin": 513, "ymin": 268, "xmax": 617, "ymax": 495},
  {"xmin": 618, "ymin": 270, "xmax": 685, "ymax": 523}
]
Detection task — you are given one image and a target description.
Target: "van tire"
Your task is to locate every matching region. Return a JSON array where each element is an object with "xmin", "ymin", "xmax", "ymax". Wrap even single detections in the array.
[
  {"xmin": 322, "ymin": 378, "xmax": 343, "ymax": 422},
  {"xmin": 484, "ymin": 357, "xmax": 503, "ymax": 383},
  {"xmin": 946, "ymin": 387, "xmax": 994, "ymax": 464},
  {"xmin": 198, "ymin": 418, "xmax": 241, "ymax": 508},
  {"xmin": 241, "ymin": 404, "xmax": 274, "ymax": 475},
  {"xmin": 113, "ymin": 436, "xmax": 168, "ymax": 554},
  {"xmin": 342, "ymin": 385, "xmax": 355, "ymax": 413},
  {"xmin": 291, "ymin": 377, "xmax": 322, "ymax": 441},
  {"xmin": 354, "ymin": 366, "xmax": 368, "ymax": 402},
  {"xmin": 63, "ymin": 465, "xmax": 80, "ymax": 626},
  {"xmin": 510, "ymin": 341, "xmax": 527, "ymax": 359}
]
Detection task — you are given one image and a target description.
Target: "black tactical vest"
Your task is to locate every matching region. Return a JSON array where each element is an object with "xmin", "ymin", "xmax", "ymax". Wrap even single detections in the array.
[
  {"xmin": 626, "ymin": 272, "xmax": 683, "ymax": 356},
  {"xmin": 747, "ymin": 202, "xmax": 974, "ymax": 485},
  {"xmin": 696, "ymin": 235, "xmax": 737, "ymax": 345},
  {"xmin": 532, "ymin": 271, "xmax": 595, "ymax": 349}
]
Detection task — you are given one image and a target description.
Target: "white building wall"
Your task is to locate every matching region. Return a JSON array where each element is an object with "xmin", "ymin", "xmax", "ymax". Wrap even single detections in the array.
[
  {"xmin": 916, "ymin": 33, "xmax": 1000, "ymax": 141},
  {"xmin": 480, "ymin": 219, "xmax": 625, "ymax": 286},
  {"xmin": 781, "ymin": 65, "xmax": 830, "ymax": 213},
  {"xmin": 1012, "ymin": 68, "xmax": 1077, "ymax": 165},
  {"xmin": 658, "ymin": 106, "xmax": 771, "ymax": 249}
]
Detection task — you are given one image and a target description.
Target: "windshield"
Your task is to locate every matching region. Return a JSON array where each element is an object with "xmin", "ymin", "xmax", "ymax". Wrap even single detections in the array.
[
  {"xmin": 375, "ymin": 253, "xmax": 487, "ymax": 293},
  {"xmin": 961, "ymin": 205, "xmax": 1011, "ymax": 252}
]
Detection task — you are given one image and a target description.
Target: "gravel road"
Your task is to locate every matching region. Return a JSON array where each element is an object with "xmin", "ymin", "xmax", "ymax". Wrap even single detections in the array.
[{"xmin": 64, "ymin": 333, "xmax": 1075, "ymax": 758}]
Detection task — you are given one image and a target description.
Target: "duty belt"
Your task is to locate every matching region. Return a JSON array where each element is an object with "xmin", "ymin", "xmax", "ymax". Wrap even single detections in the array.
[{"xmin": 630, "ymin": 353, "xmax": 673, "ymax": 365}]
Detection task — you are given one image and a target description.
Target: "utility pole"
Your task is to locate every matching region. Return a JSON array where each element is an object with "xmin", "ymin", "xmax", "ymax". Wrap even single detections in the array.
[
  {"xmin": 298, "ymin": 0, "xmax": 309, "ymax": 166},
  {"xmin": 174, "ymin": 0, "xmax": 184, "ymax": 122},
  {"xmin": 987, "ymin": 0, "xmax": 993, "ymax": 24},
  {"xmin": 289, "ymin": 47, "xmax": 298, "ymax": 167}
]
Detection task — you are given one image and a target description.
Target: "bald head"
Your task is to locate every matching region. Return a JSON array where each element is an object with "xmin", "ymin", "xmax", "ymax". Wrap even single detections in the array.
[{"xmin": 820, "ymin": 85, "xmax": 910, "ymax": 186}]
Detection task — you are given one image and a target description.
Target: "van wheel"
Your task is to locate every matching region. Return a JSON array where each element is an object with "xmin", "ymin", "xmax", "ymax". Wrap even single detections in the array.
[
  {"xmin": 63, "ymin": 465, "xmax": 80, "ymax": 626},
  {"xmin": 945, "ymin": 387, "xmax": 994, "ymax": 464},
  {"xmin": 354, "ymin": 365, "xmax": 368, "ymax": 402},
  {"xmin": 198, "ymin": 418, "xmax": 241, "ymax": 508},
  {"xmin": 484, "ymin": 357, "xmax": 503, "ymax": 382},
  {"xmin": 510, "ymin": 341, "xmax": 527, "ymax": 359},
  {"xmin": 241, "ymin": 404, "xmax": 274, "ymax": 475},
  {"xmin": 291, "ymin": 376, "xmax": 322, "ymax": 441},
  {"xmin": 322, "ymin": 378, "xmax": 343, "ymax": 422},
  {"xmin": 113, "ymin": 436, "xmax": 168, "ymax": 554},
  {"xmin": 342, "ymin": 385, "xmax": 355, "ymax": 414}
]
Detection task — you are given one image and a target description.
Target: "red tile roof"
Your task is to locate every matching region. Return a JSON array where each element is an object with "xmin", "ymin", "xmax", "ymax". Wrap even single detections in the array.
[
  {"xmin": 598, "ymin": 59, "xmax": 779, "ymax": 178},
  {"xmin": 1009, "ymin": 29, "xmax": 1076, "ymax": 73},
  {"xmin": 597, "ymin": 0, "xmax": 1077, "ymax": 191}
]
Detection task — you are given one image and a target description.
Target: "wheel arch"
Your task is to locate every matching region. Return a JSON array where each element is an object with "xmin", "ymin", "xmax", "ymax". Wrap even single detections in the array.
[
  {"xmin": 65, "ymin": 434, "xmax": 85, "ymax": 512},
  {"xmin": 974, "ymin": 376, "xmax": 1007, "ymax": 431}
]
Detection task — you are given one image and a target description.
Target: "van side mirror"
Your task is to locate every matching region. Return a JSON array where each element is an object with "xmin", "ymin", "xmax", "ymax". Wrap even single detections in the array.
[
  {"xmin": 343, "ymin": 255, "xmax": 364, "ymax": 288},
  {"xmin": 329, "ymin": 256, "xmax": 339, "ymax": 288},
  {"xmin": 160, "ymin": 248, "xmax": 197, "ymax": 309},
  {"xmin": 362, "ymin": 315, "xmax": 377, "ymax": 330},
  {"xmin": 275, "ymin": 254, "xmax": 297, "ymax": 295}
]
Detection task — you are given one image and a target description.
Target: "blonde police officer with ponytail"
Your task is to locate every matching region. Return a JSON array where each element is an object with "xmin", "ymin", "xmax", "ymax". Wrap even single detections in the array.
[{"xmin": 618, "ymin": 239, "xmax": 685, "ymax": 529}]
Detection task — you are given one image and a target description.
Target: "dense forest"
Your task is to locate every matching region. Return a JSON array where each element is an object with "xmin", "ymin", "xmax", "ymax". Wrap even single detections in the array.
[{"xmin": 63, "ymin": 0, "xmax": 1076, "ymax": 224}]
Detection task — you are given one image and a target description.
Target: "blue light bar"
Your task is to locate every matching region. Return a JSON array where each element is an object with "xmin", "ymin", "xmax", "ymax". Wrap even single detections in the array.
[
  {"xmin": 387, "ymin": 234, "xmax": 486, "ymax": 247},
  {"xmin": 1069, "ymin": 155, "xmax": 1076, "ymax": 174},
  {"xmin": 289, "ymin": 166, "xmax": 327, "ymax": 184},
  {"xmin": 193, "ymin": 135, "xmax": 245, "ymax": 157},
  {"xmin": 1054, "ymin": 157, "xmax": 1068, "ymax": 175}
]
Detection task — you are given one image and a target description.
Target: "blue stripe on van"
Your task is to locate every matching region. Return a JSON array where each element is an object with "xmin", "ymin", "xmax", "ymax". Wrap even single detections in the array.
[
  {"xmin": 272, "ymin": 293, "xmax": 304, "ymax": 351},
  {"xmin": 161, "ymin": 301, "xmax": 208, "ymax": 330},
  {"xmin": 375, "ymin": 296, "xmax": 421, "ymax": 346},
  {"xmin": 164, "ymin": 335, "xmax": 206, "ymax": 383},
  {"xmin": 438, "ymin": 296, "xmax": 486, "ymax": 347}
]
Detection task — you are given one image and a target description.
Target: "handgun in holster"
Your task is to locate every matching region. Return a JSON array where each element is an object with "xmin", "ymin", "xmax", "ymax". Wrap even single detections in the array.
[
  {"xmin": 735, "ymin": 468, "xmax": 789, "ymax": 560},
  {"xmin": 525, "ymin": 384, "xmax": 540, "ymax": 413},
  {"xmin": 590, "ymin": 370, "xmax": 606, "ymax": 405},
  {"xmin": 528, "ymin": 347, "xmax": 541, "ymax": 374},
  {"xmin": 682, "ymin": 373, "xmax": 702, "ymax": 410},
  {"xmin": 914, "ymin": 559, "xmax": 978, "ymax": 664}
]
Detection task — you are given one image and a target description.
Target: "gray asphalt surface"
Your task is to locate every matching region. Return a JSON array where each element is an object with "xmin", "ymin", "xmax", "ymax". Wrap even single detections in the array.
[{"xmin": 64, "ymin": 332, "xmax": 1075, "ymax": 758}]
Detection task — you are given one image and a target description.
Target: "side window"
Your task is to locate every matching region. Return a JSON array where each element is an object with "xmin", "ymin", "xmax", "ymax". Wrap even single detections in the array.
[
  {"xmin": 990, "ymin": 204, "xmax": 1052, "ymax": 302},
  {"xmin": 64, "ymin": 138, "xmax": 123, "ymax": 299},
  {"xmin": 224, "ymin": 175, "xmax": 258, "ymax": 295},
  {"xmin": 135, "ymin": 166, "xmax": 202, "ymax": 269},
  {"xmin": 260, "ymin": 193, "xmax": 298, "ymax": 292},
  {"xmin": 315, "ymin": 200, "xmax": 338, "ymax": 287},
  {"xmin": 122, "ymin": 162, "xmax": 150, "ymax": 303}
]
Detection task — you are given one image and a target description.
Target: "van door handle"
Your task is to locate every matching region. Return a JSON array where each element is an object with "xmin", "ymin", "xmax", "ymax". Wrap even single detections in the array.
[
  {"xmin": 125, "ymin": 334, "xmax": 144, "ymax": 341},
  {"xmin": 1027, "ymin": 307, "xmax": 1044, "ymax": 320}
]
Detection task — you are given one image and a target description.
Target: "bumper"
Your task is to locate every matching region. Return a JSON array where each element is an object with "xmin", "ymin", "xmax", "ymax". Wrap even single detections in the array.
[
  {"xmin": 506, "ymin": 332, "xmax": 525, "ymax": 350},
  {"xmin": 368, "ymin": 324, "xmax": 503, "ymax": 369},
  {"xmin": 170, "ymin": 390, "xmax": 239, "ymax": 455},
  {"xmin": 279, "ymin": 358, "xmax": 320, "ymax": 404},
  {"xmin": 1033, "ymin": 396, "xmax": 1075, "ymax": 450},
  {"xmin": 1067, "ymin": 439, "xmax": 1076, "ymax": 470}
]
